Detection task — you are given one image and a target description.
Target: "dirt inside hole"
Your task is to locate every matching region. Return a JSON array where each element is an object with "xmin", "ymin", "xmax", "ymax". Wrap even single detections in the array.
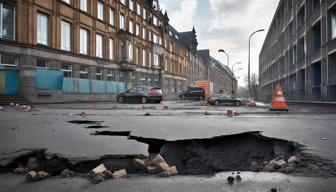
[{"xmin": 90, "ymin": 131, "xmax": 131, "ymax": 137}]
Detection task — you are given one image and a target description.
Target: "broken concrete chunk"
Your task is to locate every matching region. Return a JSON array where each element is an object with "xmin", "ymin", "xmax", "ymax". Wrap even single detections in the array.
[
  {"xmin": 249, "ymin": 161, "xmax": 259, "ymax": 172},
  {"xmin": 160, "ymin": 166, "xmax": 178, "ymax": 177},
  {"xmin": 61, "ymin": 169, "xmax": 76, "ymax": 178},
  {"xmin": 147, "ymin": 166, "xmax": 158, "ymax": 174},
  {"xmin": 235, "ymin": 175, "xmax": 242, "ymax": 182},
  {"xmin": 13, "ymin": 167, "xmax": 26, "ymax": 174},
  {"xmin": 103, "ymin": 170, "xmax": 114, "ymax": 179},
  {"xmin": 263, "ymin": 164, "xmax": 275, "ymax": 172},
  {"xmin": 92, "ymin": 174, "xmax": 105, "ymax": 184},
  {"xmin": 26, "ymin": 171, "xmax": 38, "ymax": 182},
  {"xmin": 156, "ymin": 162, "xmax": 170, "ymax": 172},
  {"xmin": 36, "ymin": 171, "xmax": 50, "ymax": 180},
  {"xmin": 112, "ymin": 169, "xmax": 127, "ymax": 179},
  {"xmin": 287, "ymin": 156, "xmax": 297, "ymax": 164},
  {"xmin": 133, "ymin": 158, "xmax": 146, "ymax": 170},
  {"xmin": 149, "ymin": 154, "xmax": 166, "ymax": 166},
  {"xmin": 90, "ymin": 164, "xmax": 107, "ymax": 176}
]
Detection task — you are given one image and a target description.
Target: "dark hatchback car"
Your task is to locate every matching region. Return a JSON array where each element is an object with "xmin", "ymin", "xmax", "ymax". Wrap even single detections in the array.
[
  {"xmin": 179, "ymin": 86, "xmax": 205, "ymax": 100},
  {"xmin": 117, "ymin": 86, "xmax": 163, "ymax": 104},
  {"xmin": 208, "ymin": 93, "xmax": 242, "ymax": 106}
]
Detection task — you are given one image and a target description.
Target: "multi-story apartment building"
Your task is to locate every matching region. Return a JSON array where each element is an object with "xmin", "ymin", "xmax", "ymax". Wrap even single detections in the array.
[
  {"xmin": 0, "ymin": 0, "xmax": 235, "ymax": 103},
  {"xmin": 259, "ymin": 0, "xmax": 336, "ymax": 102}
]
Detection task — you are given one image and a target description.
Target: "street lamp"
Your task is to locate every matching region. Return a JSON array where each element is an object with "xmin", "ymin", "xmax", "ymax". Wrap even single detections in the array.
[
  {"xmin": 218, "ymin": 49, "xmax": 229, "ymax": 67},
  {"xmin": 248, "ymin": 29, "xmax": 265, "ymax": 98},
  {"xmin": 231, "ymin": 63, "xmax": 243, "ymax": 96}
]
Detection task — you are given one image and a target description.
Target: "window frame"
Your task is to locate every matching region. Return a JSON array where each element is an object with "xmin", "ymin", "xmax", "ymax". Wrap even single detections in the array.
[
  {"xmin": 120, "ymin": 14, "xmax": 125, "ymax": 30},
  {"xmin": 97, "ymin": 1, "xmax": 104, "ymax": 21},
  {"xmin": 61, "ymin": 63, "xmax": 73, "ymax": 78},
  {"xmin": 96, "ymin": 33, "xmax": 103, "ymax": 58},
  {"xmin": 80, "ymin": 0, "xmax": 88, "ymax": 12},
  {"xmin": 0, "ymin": 2, "xmax": 16, "ymax": 41},
  {"xmin": 109, "ymin": 8, "xmax": 115, "ymax": 26},
  {"xmin": 60, "ymin": 20, "xmax": 72, "ymax": 51},
  {"xmin": 79, "ymin": 65, "xmax": 89, "ymax": 79},
  {"xmin": 79, "ymin": 28, "xmax": 89, "ymax": 55},
  {"xmin": 36, "ymin": 12, "xmax": 49, "ymax": 46}
]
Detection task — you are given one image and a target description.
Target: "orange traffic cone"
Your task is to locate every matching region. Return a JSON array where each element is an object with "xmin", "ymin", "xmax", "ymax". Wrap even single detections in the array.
[{"xmin": 270, "ymin": 85, "xmax": 288, "ymax": 111}]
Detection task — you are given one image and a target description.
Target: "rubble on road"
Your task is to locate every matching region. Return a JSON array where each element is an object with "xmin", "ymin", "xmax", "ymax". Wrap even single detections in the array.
[
  {"xmin": 226, "ymin": 110, "xmax": 240, "ymax": 117},
  {"xmin": 0, "ymin": 106, "xmax": 4, "ymax": 110},
  {"xmin": 9, "ymin": 102, "xmax": 15, "ymax": 107},
  {"xmin": 160, "ymin": 166, "xmax": 178, "ymax": 177},
  {"xmin": 148, "ymin": 154, "xmax": 166, "ymax": 166},
  {"xmin": 132, "ymin": 158, "xmax": 146, "ymax": 170},
  {"xmin": 61, "ymin": 169, "xmax": 76, "ymax": 178},
  {"xmin": 112, "ymin": 169, "xmax": 127, "ymax": 179},
  {"xmin": 25, "ymin": 171, "xmax": 50, "ymax": 182},
  {"xmin": 89, "ymin": 164, "xmax": 107, "ymax": 177}
]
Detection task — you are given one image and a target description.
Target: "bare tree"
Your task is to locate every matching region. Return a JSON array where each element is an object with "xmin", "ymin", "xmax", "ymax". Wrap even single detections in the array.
[{"xmin": 244, "ymin": 73, "xmax": 259, "ymax": 98}]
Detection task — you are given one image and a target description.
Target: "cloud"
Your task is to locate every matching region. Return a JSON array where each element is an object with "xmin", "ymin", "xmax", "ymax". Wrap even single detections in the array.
[
  {"xmin": 168, "ymin": 0, "xmax": 198, "ymax": 32},
  {"xmin": 197, "ymin": 0, "xmax": 279, "ymax": 85}
]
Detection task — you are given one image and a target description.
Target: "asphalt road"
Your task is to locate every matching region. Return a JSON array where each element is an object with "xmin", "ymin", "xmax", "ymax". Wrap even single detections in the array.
[{"xmin": 0, "ymin": 101, "xmax": 336, "ymax": 191}]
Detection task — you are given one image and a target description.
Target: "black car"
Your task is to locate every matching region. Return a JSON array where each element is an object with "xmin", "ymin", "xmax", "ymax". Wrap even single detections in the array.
[
  {"xmin": 117, "ymin": 86, "xmax": 163, "ymax": 104},
  {"xmin": 180, "ymin": 86, "xmax": 205, "ymax": 100},
  {"xmin": 207, "ymin": 93, "xmax": 242, "ymax": 106}
]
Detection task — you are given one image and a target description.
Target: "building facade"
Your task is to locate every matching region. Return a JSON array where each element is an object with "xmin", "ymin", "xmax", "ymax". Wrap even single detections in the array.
[
  {"xmin": 0, "ymin": 0, "xmax": 235, "ymax": 103},
  {"xmin": 259, "ymin": 0, "xmax": 336, "ymax": 102}
]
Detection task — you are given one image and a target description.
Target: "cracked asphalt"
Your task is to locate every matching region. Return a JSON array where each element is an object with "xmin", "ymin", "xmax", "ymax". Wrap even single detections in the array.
[{"xmin": 1, "ymin": 101, "xmax": 336, "ymax": 191}]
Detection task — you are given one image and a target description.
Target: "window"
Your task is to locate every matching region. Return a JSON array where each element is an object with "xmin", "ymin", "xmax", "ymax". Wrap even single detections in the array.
[
  {"xmin": 143, "ymin": 8, "xmax": 146, "ymax": 20},
  {"xmin": 120, "ymin": 15, "xmax": 125, "ymax": 30},
  {"xmin": 80, "ymin": 0, "xmax": 88, "ymax": 12},
  {"xmin": 142, "ymin": 49, "xmax": 146, "ymax": 66},
  {"xmin": 153, "ymin": 16, "xmax": 158, "ymax": 26},
  {"xmin": 109, "ymin": 38, "xmax": 114, "ymax": 60},
  {"xmin": 37, "ymin": 12, "xmax": 48, "ymax": 45},
  {"xmin": 142, "ymin": 28, "xmax": 146, "ymax": 39},
  {"xmin": 313, "ymin": 22, "xmax": 321, "ymax": 50},
  {"xmin": 312, "ymin": 0, "xmax": 320, "ymax": 9},
  {"xmin": 128, "ymin": 43, "xmax": 133, "ymax": 61},
  {"xmin": 148, "ymin": 52, "xmax": 152, "ymax": 67},
  {"xmin": 129, "ymin": 20, "xmax": 134, "ymax": 33},
  {"xmin": 0, "ymin": 2, "xmax": 15, "ymax": 41},
  {"xmin": 120, "ymin": 0, "xmax": 125, "ymax": 5},
  {"xmin": 62, "ymin": 0, "xmax": 70, "ymax": 4},
  {"xmin": 129, "ymin": 0, "xmax": 134, "ymax": 11},
  {"xmin": 153, "ymin": 33, "xmax": 158, "ymax": 44},
  {"xmin": 107, "ymin": 69, "xmax": 114, "ymax": 81},
  {"xmin": 154, "ymin": 53, "xmax": 159, "ymax": 67},
  {"xmin": 149, "ymin": 31, "xmax": 152, "ymax": 41},
  {"xmin": 110, "ymin": 8, "xmax": 115, "ymax": 26},
  {"xmin": 80, "ymin": 28, "xmax": 88, "ymax": 55},
  {"xmin": 61, "ymin": 21, "xmax": 71, "ymax": 51},
  {"xmin": 136, "ymin": 24, "xmax": 140, "ymax": 36},
  {"xmin": 135, "ymin": 47, "xmax": 139, "ymax": 65},
  {"xmin": 136, "ymin": 4, "xmax": 141, "ymax": 15},
  {"xmin": 61, "ymin": 64, "xmax": 72, "ymax": 77},
  {"xmin": 36, "ymin": 59, "xmax": 48, "ymax": 68},
  {"xmin": 297, "ymin": 6, "xmax": 305, "ymax": 27},
  {"xmin": 79, "ymin": 65, "xmax": 89, "ymax": 79},
  {"xmin": 96, "ymin": 68, "xmax": 103, "ymax": 80},
  {"xmin": 97, "ymin": 1, "xmax": 104, "ymax": 21},
  {"xmin": 96, "ymin": 33, "xmax": 103, "ymax": 58},
  {"xmin": 332, "ymin": 13, "xmax": 336, "ymax": 39}
]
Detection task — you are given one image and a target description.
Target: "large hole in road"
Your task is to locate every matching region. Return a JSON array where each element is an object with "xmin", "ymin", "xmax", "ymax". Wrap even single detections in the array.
[{"xmin": 2, "ymin": 132, "xmax": 336, "ymax": 177}]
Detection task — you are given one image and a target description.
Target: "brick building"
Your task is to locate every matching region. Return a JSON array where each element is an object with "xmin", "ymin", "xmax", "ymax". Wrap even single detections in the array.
[{"xmin": 0, "ymin": 0, "xmax": 235, "ymax": 103}]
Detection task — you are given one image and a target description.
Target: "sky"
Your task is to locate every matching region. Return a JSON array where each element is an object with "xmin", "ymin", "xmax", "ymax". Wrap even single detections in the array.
[{"xmin": 159, "ymin": 0, "xmax": 280, "ymax": 87}]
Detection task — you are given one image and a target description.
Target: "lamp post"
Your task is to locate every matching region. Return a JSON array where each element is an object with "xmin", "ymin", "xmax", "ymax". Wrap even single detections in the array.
[
  {"xmin": 248, "ymin": 29, "xmax": 265, "ymax": 98},
  {"xmin": 231, "ymin": 62, "xmax": 242, "ymax": 96},
  {"xmin": 218, "ymin": 49, "xmax": 229, "ymax": 67}
]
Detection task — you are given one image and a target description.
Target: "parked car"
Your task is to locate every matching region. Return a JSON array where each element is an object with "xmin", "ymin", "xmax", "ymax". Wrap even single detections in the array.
[
  {"xmin": 208, "ymin": 93, "xmax": 242, "ymax": 106},
  {"xmin": 179, "ymin": 86, "xmax": 205, "ymax": 100},
  {"xmin": 117, "ymin": 86, "xmax": 163, "ymax": 104}
]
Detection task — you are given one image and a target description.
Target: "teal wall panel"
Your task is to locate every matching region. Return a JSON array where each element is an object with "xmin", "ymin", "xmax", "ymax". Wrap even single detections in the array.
[
  {"xmin": 0, "ymin": 69, "xmax": 19, "ymax": 94},
  {"xmin": 91, "ymin": 80, "xmax": 106, "ymax": 93},
  {"xmin": 36, "ymin": 69, "xmax": 63, "ymax": 90},
  {"xmin": 78, "ymin": 79, "xmax": 90, "ymax": 93},
  {"xmin": 63, "ymin": 77, "xmax": 74, "ymax": 93},
  {"xmin": 117, "ymin": 82, "xmax": 126, "ymax": 93},
  {"xmin": 107, "ymin": 81, "xmax": 117, "ymax": 93}
]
